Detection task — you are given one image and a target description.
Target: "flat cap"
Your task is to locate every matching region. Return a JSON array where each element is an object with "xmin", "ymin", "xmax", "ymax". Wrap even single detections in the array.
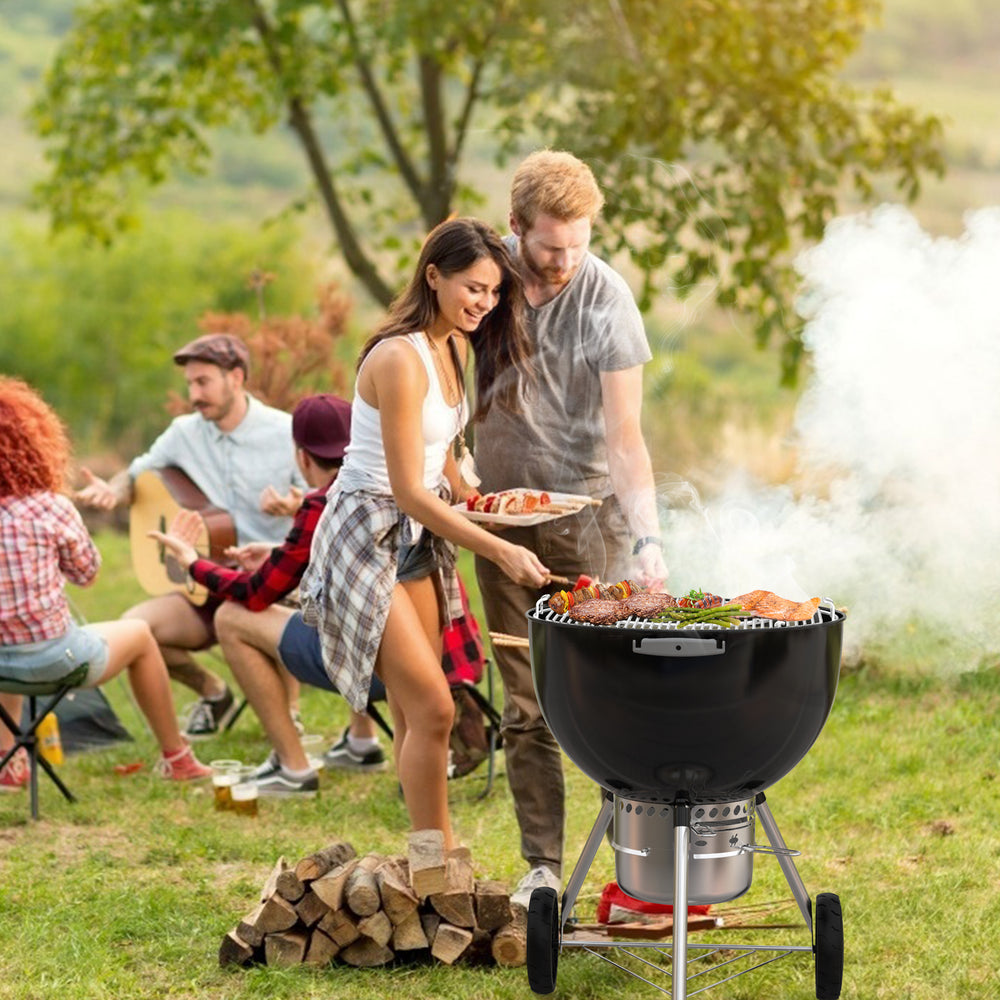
[{"xmin": 172, "ymin": 333, "xmax": 250, "ymax": 376}]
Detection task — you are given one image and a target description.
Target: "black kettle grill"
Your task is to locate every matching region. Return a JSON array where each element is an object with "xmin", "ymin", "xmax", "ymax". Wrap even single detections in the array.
[{"xmin": 524, "ymin": 598, "xmax": 846, "ymax": 999}]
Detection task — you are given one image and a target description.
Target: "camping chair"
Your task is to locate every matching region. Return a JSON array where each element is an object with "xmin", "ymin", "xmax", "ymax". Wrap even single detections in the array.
[{"xmin": 0, "ymin": 664, "xmax": 88, "ymax": 820}]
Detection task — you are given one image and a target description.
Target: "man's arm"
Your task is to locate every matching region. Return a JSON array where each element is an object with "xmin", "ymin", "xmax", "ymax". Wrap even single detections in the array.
[{"xmin": 600, "ymin": 365, "xmax": 668, "ymax": 587}]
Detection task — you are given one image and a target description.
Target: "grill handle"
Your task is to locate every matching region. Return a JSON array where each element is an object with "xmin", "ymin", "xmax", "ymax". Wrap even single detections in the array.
[{"xmin": 631, "ymin": 637, "xmax": 726, "ymax": 658}]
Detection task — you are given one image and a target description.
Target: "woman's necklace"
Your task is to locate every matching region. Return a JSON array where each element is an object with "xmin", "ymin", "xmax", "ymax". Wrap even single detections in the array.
[{"xmin": 425, "ymin": 332, "xmax": 461, "ymax": 406}]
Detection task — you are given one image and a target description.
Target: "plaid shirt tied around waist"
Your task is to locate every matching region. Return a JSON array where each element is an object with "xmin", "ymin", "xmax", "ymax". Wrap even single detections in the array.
[{"xmin": 300, "ymin": 482, "xmax": 460, "ymax": 713}]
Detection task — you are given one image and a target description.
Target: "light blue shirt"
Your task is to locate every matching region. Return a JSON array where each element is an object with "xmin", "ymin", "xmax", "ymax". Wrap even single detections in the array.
[{"xmin": 128, "ymin": 395, "xmax": 306, "ymax": 545}]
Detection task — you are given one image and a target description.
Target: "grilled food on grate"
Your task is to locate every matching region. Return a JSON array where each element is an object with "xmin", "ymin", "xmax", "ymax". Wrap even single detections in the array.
[
  {"xmin": 734, "ymin": 590, "xmax": 821, "ymax": 622},
  {"xmin": 547, "ymin": 579, "xmax": 639, "ymax": 614},
  {"xmin": 567, "ymin": 599, "xmax": 630, "ymax": 625},
  {"xmin": 620, "ymin": 592, "xmax": 678, "ymax": 617}
]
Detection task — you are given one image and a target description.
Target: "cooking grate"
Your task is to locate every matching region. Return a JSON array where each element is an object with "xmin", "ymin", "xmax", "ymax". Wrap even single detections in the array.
[{"xmin": 531, "ymin": 595, "xmax": 839, "ymax": 631}]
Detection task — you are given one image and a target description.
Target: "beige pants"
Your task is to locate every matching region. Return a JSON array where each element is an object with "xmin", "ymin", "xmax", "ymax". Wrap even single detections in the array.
[{"xmin": 475, "ymin": 498, "xmax": 630, "ymax": 874}]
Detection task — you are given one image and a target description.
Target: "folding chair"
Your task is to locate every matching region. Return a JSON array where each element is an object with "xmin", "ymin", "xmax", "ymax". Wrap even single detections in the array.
[{"xmin": 0, "ymin": 664, "xmax": 89, "ymax": 820}]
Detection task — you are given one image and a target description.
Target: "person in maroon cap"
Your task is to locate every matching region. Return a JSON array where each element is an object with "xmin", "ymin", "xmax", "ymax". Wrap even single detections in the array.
[
  {"xmin": 75, "ymin": 333, "xmax": 306, "ymax": 738},
  {"xmin": 149, "ymin": 393, "xmax": 387, "ymax": 795}
]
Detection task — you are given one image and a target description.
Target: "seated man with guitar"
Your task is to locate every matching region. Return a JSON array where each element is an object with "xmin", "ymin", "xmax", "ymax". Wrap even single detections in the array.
[
  {"xmin": 148, "ymin": 394, "xmax": 386, "ymax": 796},
  {"xmin": 75, "ymin": 333, "xmax": 306, "ymax": 738}
]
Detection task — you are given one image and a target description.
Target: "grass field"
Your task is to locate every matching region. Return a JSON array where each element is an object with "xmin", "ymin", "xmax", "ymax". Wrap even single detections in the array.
[{"xmin": 2, "ymin": 533, "xmax": 1000, "ymax": 999}]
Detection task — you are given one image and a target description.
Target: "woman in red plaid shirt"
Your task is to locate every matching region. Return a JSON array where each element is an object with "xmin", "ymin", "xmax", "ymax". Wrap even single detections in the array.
[{"xmin": 0, "ymin": 377, "xmax": 211, "ymax": 788}]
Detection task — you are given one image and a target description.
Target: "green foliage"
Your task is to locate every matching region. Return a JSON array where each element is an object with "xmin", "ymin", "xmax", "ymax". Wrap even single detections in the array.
[
  {"xmin": 0, "ymin": 212, "xmax": 322, "ymax": 453},
  {"xmin": 29, "ymin": 0, "xmax": 945, "ymax": 381}
]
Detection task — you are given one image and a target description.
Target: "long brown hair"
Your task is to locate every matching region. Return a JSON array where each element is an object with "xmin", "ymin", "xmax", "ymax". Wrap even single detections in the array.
[
  {"xmin": 0, "ymin": 377, "xmax": 72, "ymax": 498},
  {"xmin": 359, "ymin": 218, "xmax": 533, "ymax": 420}
]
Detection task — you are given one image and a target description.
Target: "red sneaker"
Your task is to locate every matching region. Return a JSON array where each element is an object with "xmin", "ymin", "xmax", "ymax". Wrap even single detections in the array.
[
  {"xmin": 0, "ymin": 748, "xmax": 29, "ymax": 792},
  {"xmin": 155, "ymin": 744, "xmax": 212, "ymax": 782}
]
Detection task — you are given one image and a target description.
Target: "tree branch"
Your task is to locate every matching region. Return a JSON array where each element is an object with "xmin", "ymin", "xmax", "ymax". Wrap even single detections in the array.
[
  {"xmin": 419, "ymin": 54, "xmax": 451, "ymax": 224},
  {"xmin": 247, "ymin": 0, "xmax": 393, "ymax": 305},
  {"xmin": 450, "ymin": 54, "xmax": 487, "ymax": 169},
  {"xmin": 337, "ymin": 0, "xmax": 427, "ymax": 212}
]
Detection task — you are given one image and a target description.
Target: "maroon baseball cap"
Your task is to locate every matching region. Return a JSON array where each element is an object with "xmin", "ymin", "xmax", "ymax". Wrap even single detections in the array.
[
  {"xmin": 292, "ymin": 394, "xmax": 352, "ymax": 460},
  {"xmin": 173, "ymin": 333, "xmax": 250, "ymax": 376}
]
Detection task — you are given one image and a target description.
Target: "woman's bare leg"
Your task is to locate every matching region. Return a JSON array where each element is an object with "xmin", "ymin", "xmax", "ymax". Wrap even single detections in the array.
[
  {"xmin": 87, "ymin": 620, "xmax": 187, "ymax": 755},
  {"xmin": 0, "ymin": 694, "xmax": 22, "ymax": 754},
  {"xmin": 376, "ymin": 578, "xmax": 454, "ymax": 847}
]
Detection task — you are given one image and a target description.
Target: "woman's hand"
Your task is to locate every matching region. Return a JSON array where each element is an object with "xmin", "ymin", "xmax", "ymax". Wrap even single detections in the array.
[
  {"xmin": 146, "ymin": 509, "xmax": 202, "ymax": 571},
  {"xmin": 223, "ymin": 541, "xmax": 272, "ymax": 572},
  {"xmin": 495, "ymin": 541, "xmax": 550, "ymax": 588},
  {"xmin": 74, "ymin": 467, "xmax": 119, "ymax": 510}
]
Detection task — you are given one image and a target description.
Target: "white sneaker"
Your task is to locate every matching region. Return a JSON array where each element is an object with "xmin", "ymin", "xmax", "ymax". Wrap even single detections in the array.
[{"xmin": 510, "ymin": 865, "xmax": 561, "ymax": 909}]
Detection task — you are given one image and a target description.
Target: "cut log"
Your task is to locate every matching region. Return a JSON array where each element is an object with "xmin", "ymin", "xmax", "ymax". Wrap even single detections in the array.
[
  {"xmin": 430, "ymin": 922, "xmax": 474, "ymax": 965},
  {"xmin": 295, "ymin": 888, "xmax": 330, "ymax": 927},
  {"xmin": 317, "ymin": 907, "xmax": 361, "ymax": 948},
  {"xmin": 311, "ymin": 858, "xmax": 358, "ymax": 910},
  {"xmin": 219, "ymin": 930, "xmax": 254, "ymax": 967},
  {"xmin": 294, "ymin": 840, "xmax": 357, "ymax": 882},
  {"xmin": 259, "ymin": 856, "xmax": 289, "ymax": 902},
  {"xmin": 391, "ymin": 909, "xmax": 429, "ymax": 952},
  {"xmin": 255, "ymin": 893, "xmax": 299, "ymax": 935},
  {"xmin": 344, "ymin": 862, "xmax": 381, "ymax": 917},
  {"xmin": 420, "ymin": 911, "xmax": 441, "ymax": 947},
  {"xmin": 304, "ymin": 927, "xmax": 340, "ymax": 967},
  {"xmin": 474, "ymin": 879, "xmax": 512, "ymax": 931},
  {"xmin": 376, "ymin": 860, "xmax": 420, "ymax": 925},
  {"xmin": 264, "ymin": 928, "xmax": 309, "ymax": 967},
  {"xmin": 275, "ymin": 868, "xmax": 306, "ymax": 903},
  {"xmin": 357, "ymin": 910, "xmax": 394, "ymax": 948},
  {"xmin": 339, "ymin": 937, "xmax": 394, "ymax": 967},
  {"xmin": 408, "ymin": 829, "xmax": 447, "ymax": 897},
  {"xmin": 491, "ymin": 907, "xmax": 527, "ymax": 968},
  {"xmin": 466, "ymin": 927, "xmax": 495, "ymax": 966},
  {"xmin": 429, "ymin": 854, "xmax": 476, "ymax": 927},
  {"xmin": 236, "ymin": 902, "xmax": 266, "ymax": 948}
]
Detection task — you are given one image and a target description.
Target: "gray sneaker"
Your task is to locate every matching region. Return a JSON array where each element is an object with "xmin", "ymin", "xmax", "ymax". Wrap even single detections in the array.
[
  {"xmin": 322, "ymin": 730, "xmax": 387, "ymax": 773},
  {"xmin": 510, "ymin": 865, "xmax": 561, "ymax": 909},
  {"xmin": 182, "ymin": 687, "xmax": 237, "ymax": 739},
  {"xmin": 252, "ymin": 753, "xmax": 319, "ymax": 798}
]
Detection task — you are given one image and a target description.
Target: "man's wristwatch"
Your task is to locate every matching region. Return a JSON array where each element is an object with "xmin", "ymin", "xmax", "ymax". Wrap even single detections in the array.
[{"xmin": 632, "ymin": 536, "xmax": 663, "ymax": 556}]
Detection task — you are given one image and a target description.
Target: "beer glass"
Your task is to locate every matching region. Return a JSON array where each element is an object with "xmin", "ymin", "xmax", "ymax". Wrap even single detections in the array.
[
  {"xmin": 211, "ymin": 759, "xmax": 242, "ymax": 812},
  {"xmin": 230, "ymin": 778, "xmax": 259, "ymax": 818}
]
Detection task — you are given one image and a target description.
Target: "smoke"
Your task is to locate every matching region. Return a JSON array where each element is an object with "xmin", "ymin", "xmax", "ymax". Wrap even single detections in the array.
[{"xmin": 659, "ymin": 204, "xmax": 1000, "ymax": 669}]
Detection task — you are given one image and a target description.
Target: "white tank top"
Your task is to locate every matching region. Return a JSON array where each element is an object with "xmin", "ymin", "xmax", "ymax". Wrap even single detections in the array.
[{"xmin": 342, "ymin": 332, "xmax": 467, "ymax": 493}]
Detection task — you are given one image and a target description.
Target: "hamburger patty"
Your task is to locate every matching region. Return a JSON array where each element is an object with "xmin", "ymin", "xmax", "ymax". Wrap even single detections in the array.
[
  {"xmin": 620, "ymin": 592, "xmax": 677, "ymax": 618},
  {"xmin": 567, "ymin": 599, "xmax": 629, "ymax": 625}
]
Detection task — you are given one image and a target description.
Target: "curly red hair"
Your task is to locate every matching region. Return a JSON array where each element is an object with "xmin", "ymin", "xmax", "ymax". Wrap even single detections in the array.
[{"xmin": 0, "ymin": 377, "xmax": 72, "ymax": 498}]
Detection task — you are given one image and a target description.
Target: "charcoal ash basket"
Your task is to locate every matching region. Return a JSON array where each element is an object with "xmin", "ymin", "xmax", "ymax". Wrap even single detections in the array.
[{"xmin": 524, "ymin": 597, "xmax": 846, "ymax": 999}]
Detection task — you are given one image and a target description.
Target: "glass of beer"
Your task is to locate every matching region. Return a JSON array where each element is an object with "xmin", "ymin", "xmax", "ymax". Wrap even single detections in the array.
[
  {"xmin": 230, "ymin": 777, "xmax": 259, "ymax": 818},
  {"xmin": 211, "ymin": 759, "xmax": 242, "ymax": 812}
]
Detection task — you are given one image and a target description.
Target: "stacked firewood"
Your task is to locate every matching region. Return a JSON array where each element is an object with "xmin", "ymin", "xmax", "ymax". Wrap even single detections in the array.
[{"xmin": 219, "ymin": 830, "xmax": 527, "ymax": 970}]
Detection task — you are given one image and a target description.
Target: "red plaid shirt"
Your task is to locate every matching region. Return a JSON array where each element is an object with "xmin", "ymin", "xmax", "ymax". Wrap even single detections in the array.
[
  {"xmin": 0, "ymin": 492, "xmax": 101, "ymax": 645},
  {"xmin": 188, "ymin": 488, "xmax": 325, "ymax": 611}
]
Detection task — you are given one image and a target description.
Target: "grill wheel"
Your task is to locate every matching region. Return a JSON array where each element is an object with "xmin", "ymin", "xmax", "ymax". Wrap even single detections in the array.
[
  {"xmin": 527, "ymin": 886, "xmax": 560, "ymax": 995},
  {"xmin": 814, "ymin": 892, "xmax": 844, "ymax": 999}
]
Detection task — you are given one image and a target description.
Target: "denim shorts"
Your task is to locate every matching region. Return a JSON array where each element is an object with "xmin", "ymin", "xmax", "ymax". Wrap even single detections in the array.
[
  {"xmin": 396, "ymin": 528, "xmax": 438, "ymax": 582},
  {"xmin": 277, "ymin": 612, "xmax": 386, "ymax": 702},
  {"xmin": 0, "ymin": 624, "xmax": 109, "ymax": 688}
]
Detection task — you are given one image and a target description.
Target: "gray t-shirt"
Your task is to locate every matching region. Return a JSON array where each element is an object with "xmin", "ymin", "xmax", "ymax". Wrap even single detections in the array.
[{"xmin": 475, "ymin": 240, "xmax": 651, "ymax": 497}]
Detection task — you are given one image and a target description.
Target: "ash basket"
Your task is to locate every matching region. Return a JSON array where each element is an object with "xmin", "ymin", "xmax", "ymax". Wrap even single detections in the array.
[{"xmin": 611, "ymin": 796, "xmax": 785, "ymax": 905}]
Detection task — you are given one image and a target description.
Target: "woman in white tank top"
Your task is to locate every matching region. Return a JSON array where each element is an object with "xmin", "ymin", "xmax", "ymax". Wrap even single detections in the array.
[{"xmin": 301, "ymin": 219, "xmax": 549, "ymax": 850}]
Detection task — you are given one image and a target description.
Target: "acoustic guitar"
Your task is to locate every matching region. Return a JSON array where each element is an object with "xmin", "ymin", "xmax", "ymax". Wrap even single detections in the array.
[{"xmin": 129, "ymin": 467, "xmax": 237, "ymax": 606}]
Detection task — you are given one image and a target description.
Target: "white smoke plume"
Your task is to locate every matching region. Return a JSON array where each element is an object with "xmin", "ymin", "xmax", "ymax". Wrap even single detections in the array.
[{"xmin": 659, "ymin": 204, "xmax": 1000, "ymax": 669}]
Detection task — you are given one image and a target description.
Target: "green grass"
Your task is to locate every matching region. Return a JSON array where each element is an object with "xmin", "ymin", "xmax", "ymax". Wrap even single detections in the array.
[{"xmin": 3, "ymin": 531, "xmax": 1000, "ymax": 998}]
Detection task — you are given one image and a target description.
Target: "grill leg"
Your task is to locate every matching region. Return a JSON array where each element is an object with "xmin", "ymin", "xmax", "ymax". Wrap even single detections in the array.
[
  {"xmin": 756, "ymin": 794, "xmax": 813, "ymax": 932},
  {"xmin": 672, "ymin": 804, "xmax": 691, "ymax": 1000},
  {"xmin": 560, "ymin": 791, "xmax": 614, "ymax": 925}
]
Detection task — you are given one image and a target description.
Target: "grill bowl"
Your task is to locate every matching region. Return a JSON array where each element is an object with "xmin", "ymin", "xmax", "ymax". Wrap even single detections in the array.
[{"xmin": 527, "ymin": 606, "xmax": 844, "ymax": 803}]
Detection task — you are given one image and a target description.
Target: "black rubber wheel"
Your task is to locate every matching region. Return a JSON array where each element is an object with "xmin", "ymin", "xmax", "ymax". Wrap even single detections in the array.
[
  {"xmin": 814, "ymin": 892, "xmax": 844, "ymax": 999},
  {"xmin": 526, "ymin": 886, "xmax": 560, "ymax": 994}
]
